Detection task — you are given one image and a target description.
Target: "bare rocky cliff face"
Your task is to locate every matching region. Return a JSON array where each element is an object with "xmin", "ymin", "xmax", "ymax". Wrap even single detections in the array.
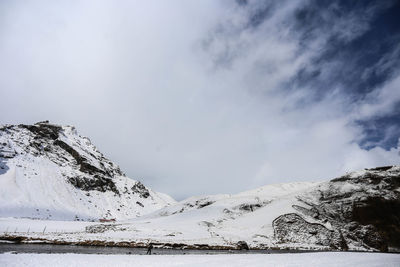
[
  {"xmin": 274, "ymin": 166, "xmax": 400, "ymax": 252},
  {"xmin": 0, "ymin": 121, "xmax": 174, "ymax": 220}
]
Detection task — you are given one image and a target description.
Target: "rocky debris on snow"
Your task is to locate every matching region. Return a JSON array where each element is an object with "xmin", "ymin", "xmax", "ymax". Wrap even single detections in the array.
[
  {"xmin": 131, "ymin": 182, "xmax": 150, "ymax": 198},
  {"xmin": 85, "ymin": 224, "xmax": 118, "ymax": 233},
  {"xmin": 85, "ymin": 223, "xmax": 127, "ymax": 234},
  {"xmin": 236, "ymin": 200, "xmax": 272, "ymax": 213}
]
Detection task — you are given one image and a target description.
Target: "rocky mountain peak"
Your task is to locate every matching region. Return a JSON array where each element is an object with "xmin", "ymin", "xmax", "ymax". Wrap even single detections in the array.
[{"xmin": 0, "ymin": 122, "xmax": 175, "ymax": 221}]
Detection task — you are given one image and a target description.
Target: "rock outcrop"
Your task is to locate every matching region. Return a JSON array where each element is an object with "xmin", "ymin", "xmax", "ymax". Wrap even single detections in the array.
[{"xmin": 290, "ymin": 166, "xmax": 400, "ymax": 251}]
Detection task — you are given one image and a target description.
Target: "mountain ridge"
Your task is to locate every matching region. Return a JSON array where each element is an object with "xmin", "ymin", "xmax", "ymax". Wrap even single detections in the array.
[
  {"xmin": 1, "ymin": 122, "xmax": 399, "ymax": 252},
  {"xmin": 0, "ymin": 121, "xmax": 175, "ymax": 221}
]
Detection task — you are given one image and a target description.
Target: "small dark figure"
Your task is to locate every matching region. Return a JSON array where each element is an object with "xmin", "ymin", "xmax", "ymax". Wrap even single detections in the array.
[
  {"xmin": 237, "ymin": 241, "xmax": 249, "ymax": 250},
  {"xmin": 146, "ymin": 243, "xmax": 154, "ymax": 255}
]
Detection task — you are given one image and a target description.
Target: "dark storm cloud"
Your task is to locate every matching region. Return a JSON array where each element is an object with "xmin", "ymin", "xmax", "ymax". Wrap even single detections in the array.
[
  {"xmin": 279, "ymin": 0, "xmax": 400, "ymax": 151},
  {"xmin": 0, "ymin": 0, "xmax": 399, "ymax": 200},
  {"xmin": 223, "ymin": 0, "xmax": 400, "ymax": 150},
  {"xmin": 358, "ymin": 106, "xmax": 400, "ymax": 150}
]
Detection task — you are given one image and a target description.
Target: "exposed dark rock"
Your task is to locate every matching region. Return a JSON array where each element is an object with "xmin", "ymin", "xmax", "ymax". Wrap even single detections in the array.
[
  {"xmin": 0, "ymin": 158, "xmax": 10, "ymax": 175},
  {"xmin": 351, "ymin": 197, "xmax": 400, "ymax": 251},
  {"xmin": 365, "ymin": 166, "xmax": 394, "ymax": 172},
  {"xmin": 238, "ymin": 203, "xmax": 263, "ymax": 212},
  {"xmin": 0, "ymin": 151, "xmax": 16, "ymax": 159},
  {"xmin": 237, "ymin": 241, "xmax": 249, "ymax": 250},
  {"xmin": 20, "ymin": 123, "xmax": 61, "ymax": 140},
  {"xmin": 292, "ymin": 205, "xmax": 320, "ymax": 219},
  {"xmin": 273, "ymin": 213, "xmax": 345, "ymax": 249},
  {"xmin": 54, "ymin": 140, "xmax": 105, "ymax": 175},
  {"xmin": 235, "ymin": 200, "xmax": 271, "ymax": 213},
  {"xmin": 131, "ymin": 182, "xmax": 150, "ymax": 198},
  {"xmin": 197, "ymin": 201, "xmax": 214, "ymax": 209},
  {"xmin": 294, "ymin": 166, "xmax": 400, "ymax": 251},
  {"xmin": 338, "ymin": 230, "xmax": 348, "ymax": 251},
  {"xmin": 330, "ymin": 175, "xmax": 351, "ymax": 182},
  {"xmin": 68, "ymin": 176, "xmax": 119, "ymax": 195}
]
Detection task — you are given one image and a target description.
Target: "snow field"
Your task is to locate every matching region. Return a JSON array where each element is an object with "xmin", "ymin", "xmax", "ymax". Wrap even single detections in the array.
[{"xmin": 0, "ymin": 252, "xmax": 399, "ymax": 267}]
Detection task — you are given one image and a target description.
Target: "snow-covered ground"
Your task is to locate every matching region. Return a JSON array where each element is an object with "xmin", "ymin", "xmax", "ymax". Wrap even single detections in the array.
[
  {"xmin": 115, "ymin": 181, "xmax": 323, "ymax": 248},
  {"xmin": 1, "ymin": 167, "xmax": 400, "ymax": 251},
  {"xmin": 0, "ymin": 217, "xmax": 93, "ymax": 234},
  {"xmin": 0, "ymin": 181, "xmax": 326, "ymax": 250},
  {"xmin": 1, "ymin": 123, "xmax": 399, "ymax": 252},
  {"xmin": 1, "ymin": 252, "xmax": 399, "ymax": 267}
]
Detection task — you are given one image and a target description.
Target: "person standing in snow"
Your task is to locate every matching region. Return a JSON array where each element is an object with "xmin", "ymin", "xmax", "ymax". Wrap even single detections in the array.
[{"xmin": 146, "ymin": 243, "xmax": 154, "ymax": 255}]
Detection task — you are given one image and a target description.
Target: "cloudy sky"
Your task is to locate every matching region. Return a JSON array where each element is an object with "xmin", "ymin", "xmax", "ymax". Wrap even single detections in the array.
[{"xmin": 1, "ymin": 0, "xmax": 400, "ymax": 199}]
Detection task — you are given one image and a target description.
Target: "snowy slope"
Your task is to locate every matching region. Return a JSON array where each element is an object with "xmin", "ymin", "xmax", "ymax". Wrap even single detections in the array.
[
  {"xmin": 104, "ymin": 181, "xmax": 324, "ymax": 248},
  {"xmin": 0, "ymin": 123, "xmax": 399, "ymax": 252},
  {"xmin": 4, "ymin": 166, "xmax": 393, "ymax": 252},
  {"xmin": 0, "ymin": 122, "xmax": 175, "ymax": 221}
]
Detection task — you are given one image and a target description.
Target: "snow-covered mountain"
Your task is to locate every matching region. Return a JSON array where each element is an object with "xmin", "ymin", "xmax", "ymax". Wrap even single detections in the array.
[
  {"xmin": 0, "ymin": 122, "xmax": 175, "ymax": 221},
  {"xmin": 65, "ymin": 166, "xmax": 397, "ymax": 252},
  {"xmin": 1, "ymin": 122, "xmax": 399, "ymax": 252}
]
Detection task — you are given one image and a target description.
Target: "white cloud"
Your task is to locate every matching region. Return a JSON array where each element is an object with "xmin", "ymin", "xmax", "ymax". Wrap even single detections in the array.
[
  {"xmin": 355, "ymin": 73, "xmax": 400, "ymax": 120},
  {"xmin": 0, "ymin": 0, "xmax": 399, "ymax": 199}
]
